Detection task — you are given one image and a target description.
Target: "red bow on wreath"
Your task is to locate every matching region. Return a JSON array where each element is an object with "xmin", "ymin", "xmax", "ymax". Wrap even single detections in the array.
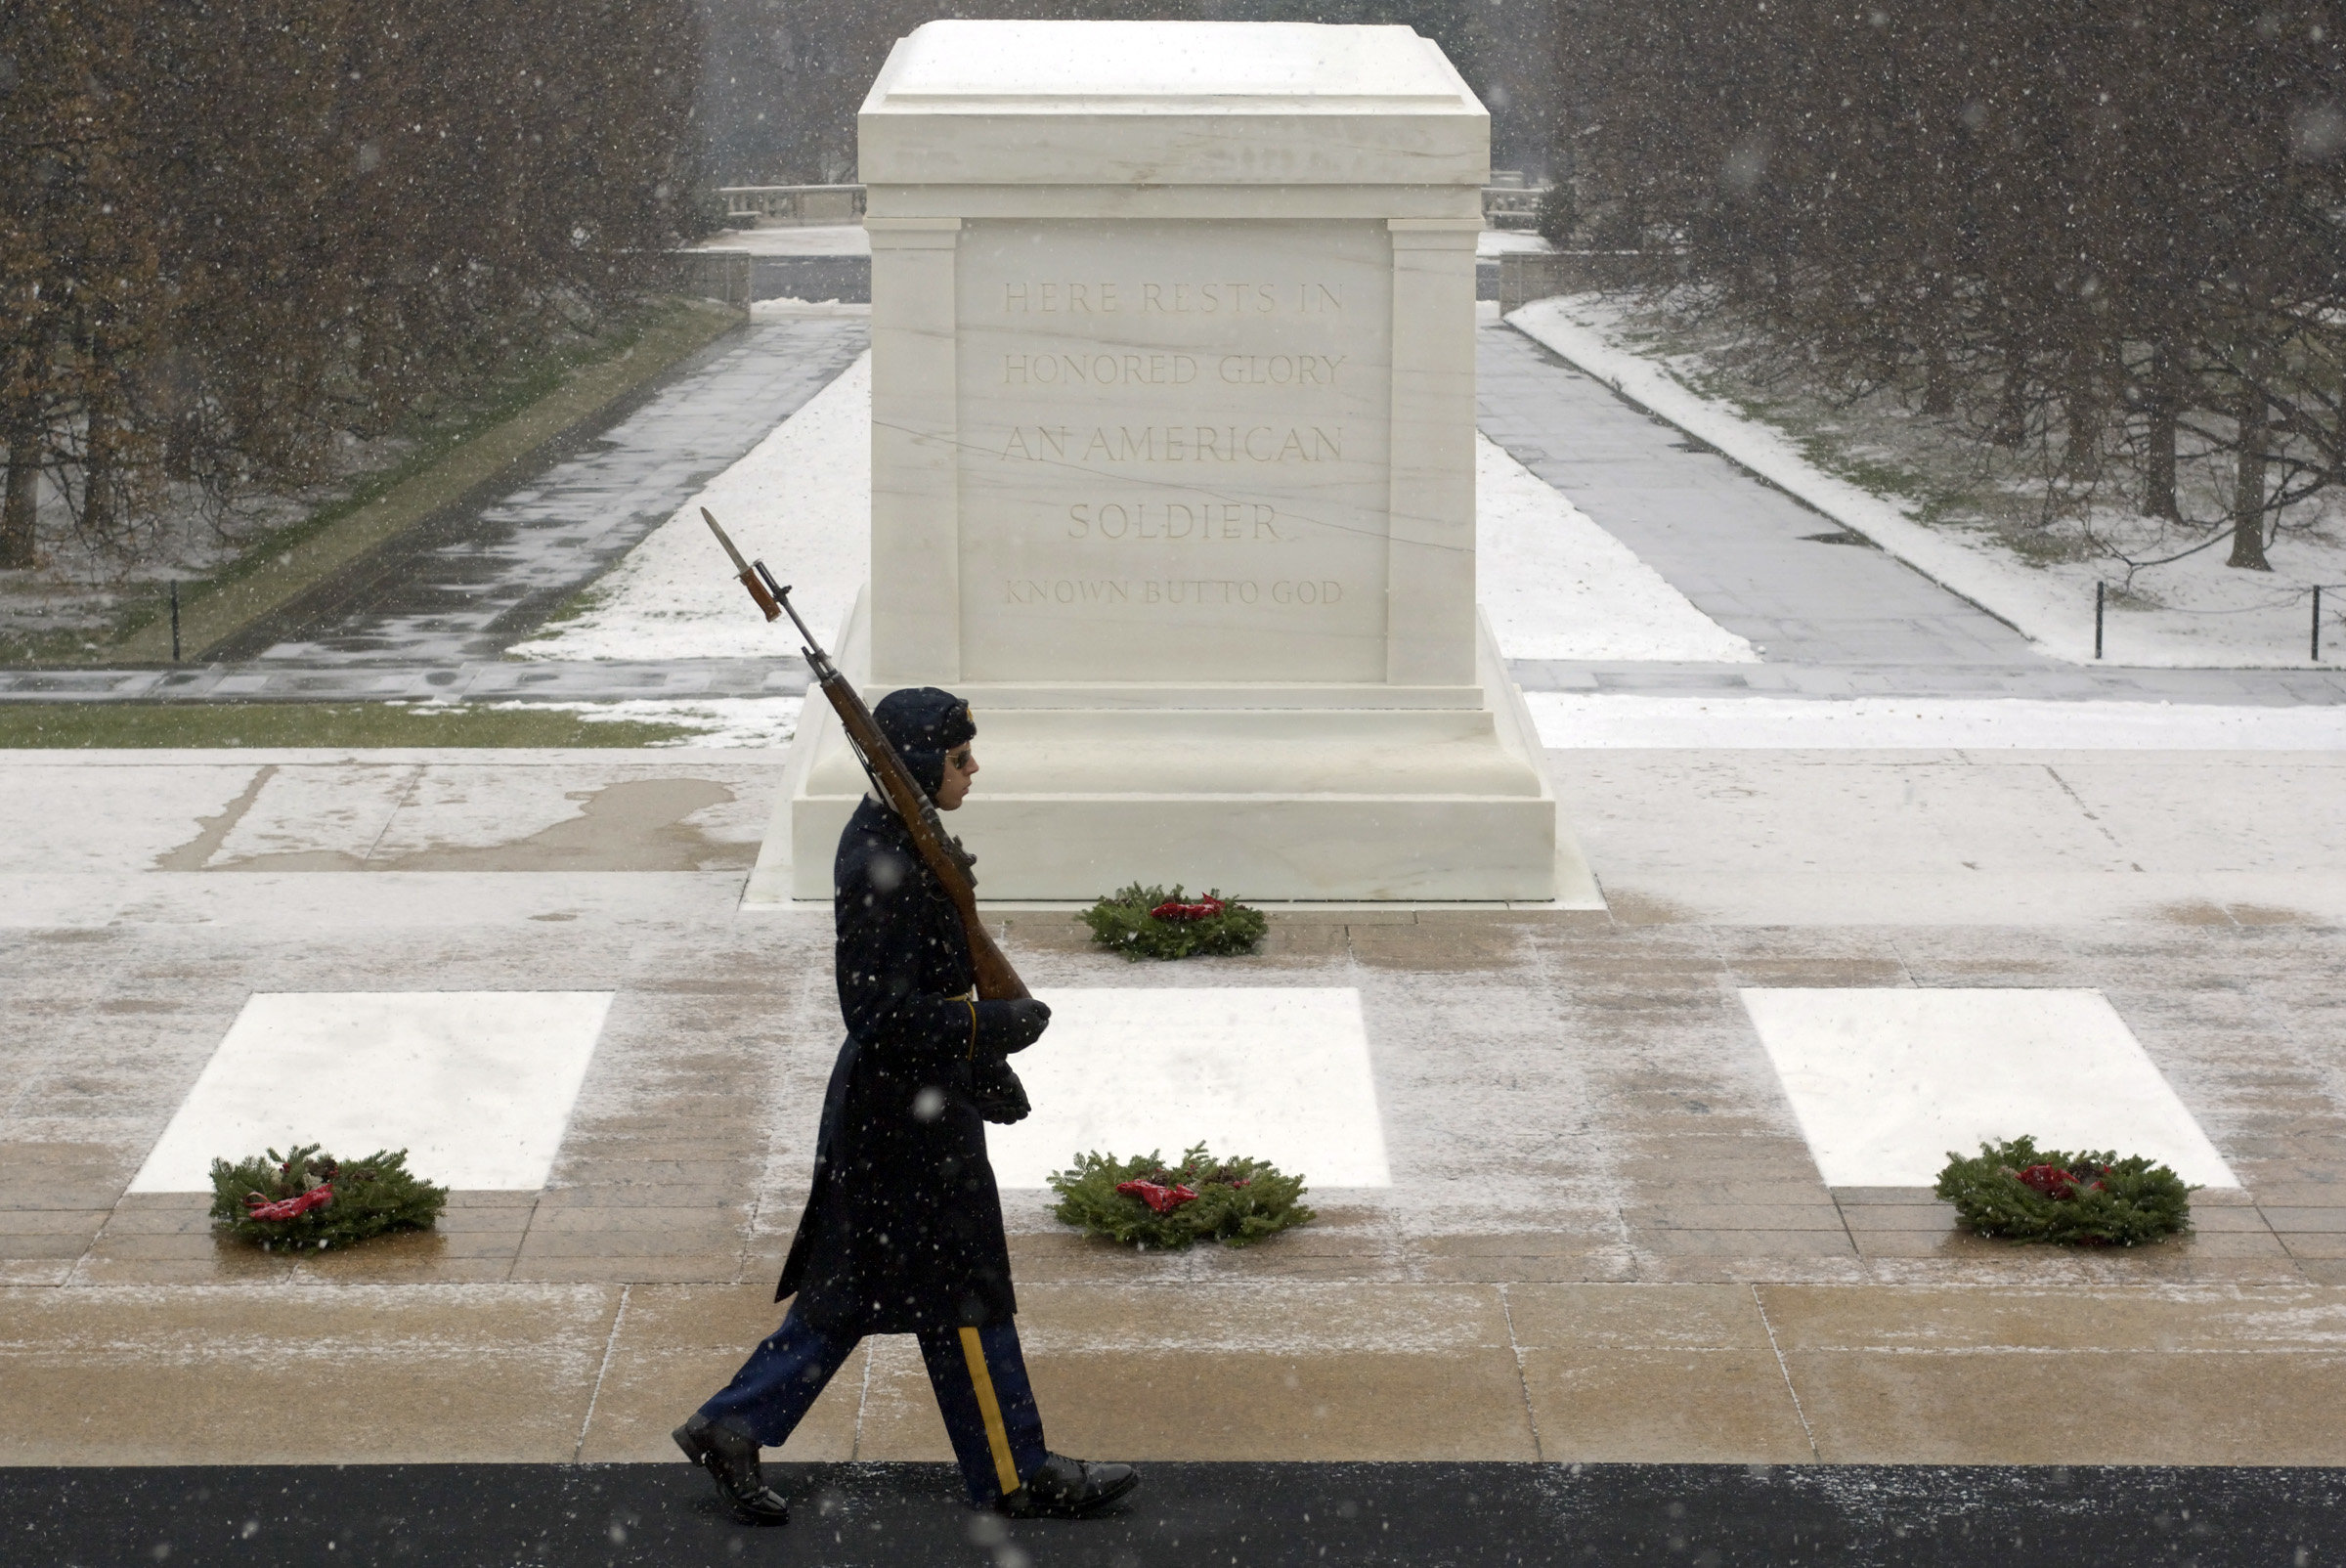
[
  {"xmin": 245, "ymin": 1184, "xmax": 334, "ymax": 1222},
  {"xmin": 1115, "ymin": 1179, "xmax": 1199, "ymax": 1214},
  {"xmin": 1150, "ymin": 896, "xmax": 1226, "ymax": 922},
  {"xmin": 2011, "ymin": 1163, "xmax": 2108, "ymax": 1200}
]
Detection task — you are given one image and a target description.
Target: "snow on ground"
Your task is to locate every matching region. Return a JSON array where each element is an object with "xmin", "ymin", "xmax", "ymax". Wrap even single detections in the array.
[
  {"xmin": 1476, "ymin": 231, "xmax": 1552, "ymax": 257},
  {"xmin": 485, "ymin": 697, "xmax": 803, "ymax": 749},
  {"xmin": 519, "ymin": 355, "xmax": 1754, "ymax": 667},
  {"xmin": 1476, "ymin": 434, "xmax": 1756, "ymax": 662},
  {"xmin": 1528, "ymin": 692, "xmax": 2346, "ymax": 749},
  {"xmin": 692, "ymin": 225, "xmax": 869, "ymax": 256},
  {"xmin": 1510, "ymin": 295, "xmax": 2346, "ymax": 670},
  {"xmin": 748, "ymin": 300, "xmax": 869, "ymax": 320},
  {"xmin": 510, "ymin": 357, "xmax": 870, "ymax": 663}
]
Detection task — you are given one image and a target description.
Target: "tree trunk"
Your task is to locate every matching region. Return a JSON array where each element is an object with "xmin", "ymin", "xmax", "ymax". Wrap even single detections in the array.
[
  {"xmin": 1919, "ymin": 271, "xmax": 1954, "ymax": 414},
  {"xmin": 163, "ymin": 408, "xmax": 197, "ymax": 483},
  {"xmin": 82, "ymin": 403, "xmax": 115, "ymax": 539},
  {"xmin": 2062, "ymin": 330, "xmax": 2105, "ymax": 481},
  {"xmin": 2336, "ymin": 364, "xmax": 2346, "ymax": 494},
  {"xmin": 1921, "ymin": 330, "xmax": 1954, "ymax": 415},
  {"xmin": 1991, "ymin": 327, "xmax": 2029, "ymax": 449},
  {"xmin": 1, "ymin": 414, "xmax": 40, "ymax": 569},
  {"xmin": 2144, "ymin": 342, "xmax": 2180, "ymax": 520},
  {"xmin": 2229, "ymin": 365, "xmax": 2272, "ymax": 571}
]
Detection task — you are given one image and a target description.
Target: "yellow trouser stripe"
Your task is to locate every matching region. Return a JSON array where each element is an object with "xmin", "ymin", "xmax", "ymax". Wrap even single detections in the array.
[{"xmin": 957, "ymin": 1326, "xmax": 1021, "ymax": 1496}]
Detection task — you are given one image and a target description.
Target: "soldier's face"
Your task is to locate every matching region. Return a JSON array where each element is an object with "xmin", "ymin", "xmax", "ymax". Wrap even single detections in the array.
[{"xmin": 935, "ymin": 743, "xmax": 978, "ymax": 810}]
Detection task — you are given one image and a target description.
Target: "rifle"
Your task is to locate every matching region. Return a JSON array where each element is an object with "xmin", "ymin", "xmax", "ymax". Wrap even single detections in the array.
[{"xmin": 703, "ymin": 507, "xmax": 1029, "ymax": 1002}]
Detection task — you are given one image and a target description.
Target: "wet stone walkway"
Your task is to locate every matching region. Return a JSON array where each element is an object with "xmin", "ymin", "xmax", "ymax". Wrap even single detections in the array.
[{"xmin": 1476, "ymin": 322, "xmax": 2043, "ymax": 670}]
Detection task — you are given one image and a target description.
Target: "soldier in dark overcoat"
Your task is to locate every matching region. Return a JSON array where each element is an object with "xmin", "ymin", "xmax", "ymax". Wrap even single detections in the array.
[{"xmin": 674, "ymin": 687, "xmax": 1139, "ymax": 1526}]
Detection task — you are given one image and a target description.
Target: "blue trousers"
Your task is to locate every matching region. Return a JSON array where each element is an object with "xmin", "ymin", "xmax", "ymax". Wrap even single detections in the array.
[{"xmin": 699, "ymin": 1308, "xmax": 1049, "ymax": 1506}]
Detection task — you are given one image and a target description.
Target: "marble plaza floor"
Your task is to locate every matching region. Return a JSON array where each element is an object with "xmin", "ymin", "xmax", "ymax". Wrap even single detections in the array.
[{"xmin": 4, "ymin": 745, "xmax": 2345, "ymax": 1486}]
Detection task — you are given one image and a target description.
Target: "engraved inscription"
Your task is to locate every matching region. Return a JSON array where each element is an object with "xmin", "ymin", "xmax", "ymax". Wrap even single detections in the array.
[
  {"xmin": 1218, "ymin": 354, "xmax": 1345, "ymax": 385},
  {"xmin": 1065, "ymin": 501, "xmax": 1281, "ymax": 542},
  {"xmin": 998, "ymin": 426, "xmax": 1341, "ymax": 463},
  {"xmin": 1003, "ymin": 579, "xmax": 1347, "ymax": 607},
  {"xmin": 997, "ymin": 352, "xmax": 1348, "ymax": 386},
  {"xmin": 999, "ymin": 282, "xmax": 1339, "ymax": 315},
  {"xmin": 956, "ymin": 220, "xmax": 1391, "ymax": 681},
  {"xmin": 1003, "ymin": 353, "xmax": 1197, "ymax": 385}
]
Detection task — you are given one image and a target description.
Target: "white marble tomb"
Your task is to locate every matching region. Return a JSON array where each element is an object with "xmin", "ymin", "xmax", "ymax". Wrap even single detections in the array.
[{"xmin": 760, "ymin": 20, "xmax": 1584, "ymax": 902}]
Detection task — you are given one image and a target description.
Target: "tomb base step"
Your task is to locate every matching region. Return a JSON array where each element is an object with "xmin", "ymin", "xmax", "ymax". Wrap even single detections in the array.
[
  {"xmin": 747, "ymin": 591, "xmax": 1597, "ymax": 904},
  {"xmin": 777, "ymin": 786, "xmax": 1562, "ymax": 902}
]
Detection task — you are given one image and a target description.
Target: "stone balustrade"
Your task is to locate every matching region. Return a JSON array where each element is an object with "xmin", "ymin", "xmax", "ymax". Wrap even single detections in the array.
[
  {"xmin": 717, "ymin": 184, "xmax": 867, "ymax": 227},
  {"xmin": 1481, "ymin": 177, "xmax": 1547, "ymax": 232}
]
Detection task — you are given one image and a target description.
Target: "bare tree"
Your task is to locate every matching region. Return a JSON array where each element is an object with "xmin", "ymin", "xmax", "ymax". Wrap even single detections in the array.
[
  {"xmin": 1555, "ymin": 0, "xmax": 2346, "ymax": 567},
  {"xmin": 0, "ymin": 0, "xmax": 703, "ymax": 570}
]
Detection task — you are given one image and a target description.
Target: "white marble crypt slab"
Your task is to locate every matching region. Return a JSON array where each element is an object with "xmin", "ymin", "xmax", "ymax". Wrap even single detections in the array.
[
  {"xmin": 129, "ymin": 991, "xmax": 613, "ymax": 1192},
  {"xmin": 1740, "ymin": 987, "xmax": 2237, "ymax": 1189},
  {"xmin": 984, "ymin": 985, "xmax": 1390, "ymax": 1190}
]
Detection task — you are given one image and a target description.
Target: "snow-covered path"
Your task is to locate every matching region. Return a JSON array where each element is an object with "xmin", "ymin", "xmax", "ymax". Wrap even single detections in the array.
[{"xmin": 510, "ymin": 356, "xmax": 872, "ymax": 662}]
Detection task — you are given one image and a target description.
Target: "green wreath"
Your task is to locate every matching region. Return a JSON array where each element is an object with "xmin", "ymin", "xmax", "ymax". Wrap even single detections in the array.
[
  {"xmin": 1080, "ymin": 885, "xmax": 1268, "ymax": 961},
  {"xmin": 1933, "ymin": 1136, "xmax": 2193, "ymax": 1246},
  {"xmin": 1050, "ymin": 1144, "xmax": 1314, "ymax": 1249},
  {"xmin": 208, "ymin": 1143, "xmax": 449, "ymax": 1251}
]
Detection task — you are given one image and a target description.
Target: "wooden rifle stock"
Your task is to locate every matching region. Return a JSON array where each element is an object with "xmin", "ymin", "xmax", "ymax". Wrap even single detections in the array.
[{"xmin": 701, "ymin": 509, "xmax": 1028, "ymax": 1001}]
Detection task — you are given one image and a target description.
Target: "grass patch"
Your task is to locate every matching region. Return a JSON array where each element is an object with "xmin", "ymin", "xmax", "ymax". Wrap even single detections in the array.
[
  {"xmin": 0, "ymin": 621, "xmax": 125, "ymax": 668},
  {"xmin": 1627, "ymin": 306, "xmax": 1988, "ymax": 532},
  {"xmin": 0, "ymin": 702, "xmax": 699, "ymax": 749},
  {"xmin": 1595, "ymin": 289, "xmax": 2177, "ymax": 556}
]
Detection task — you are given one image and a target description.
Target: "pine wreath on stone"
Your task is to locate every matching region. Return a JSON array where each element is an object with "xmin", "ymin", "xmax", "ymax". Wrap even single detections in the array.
[
  {"xmin": 1934, "ymin": 1136, "xmax": 2193, "ymax": 1246},
  {"xmin": 1049, "ymin": 1143, "xmax": 1314, "ymax": 1249},
  {"xmin": 208, "ymin": 1143, "xmax": 449, "ymax": 1251},
  {"xmin": 1080, "ymin": 884, "xmax": 1268, "ymax": 961}
]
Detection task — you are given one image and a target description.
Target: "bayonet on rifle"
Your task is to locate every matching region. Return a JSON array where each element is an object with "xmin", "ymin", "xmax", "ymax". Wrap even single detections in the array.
[{"xmin": 702, "ymin": 507, "xmax": 782, "ymax": 621}]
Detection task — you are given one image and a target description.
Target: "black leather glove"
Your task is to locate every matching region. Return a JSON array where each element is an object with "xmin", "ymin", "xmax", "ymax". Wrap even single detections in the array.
[
  {"xmin": 975, "ymin": 997, "xmax": 1052, "ymax": 1055},
  {"xmin": 969, "ymin": 1054, "xmax": 1031, "ymax": 1124}
]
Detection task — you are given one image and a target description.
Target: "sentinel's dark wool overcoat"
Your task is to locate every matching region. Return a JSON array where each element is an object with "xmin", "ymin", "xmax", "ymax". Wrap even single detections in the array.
[{"xmin": 774, "ymin": 796, "xmax": 1017, "ymax": 1334}]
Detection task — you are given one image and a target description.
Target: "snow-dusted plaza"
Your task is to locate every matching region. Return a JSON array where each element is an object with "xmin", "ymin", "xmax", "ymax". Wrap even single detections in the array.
[
  {"xmin": 6, "ymin": 734, "xmax": 2346, "ymax": 1467},
  {"xmin": 6, "ymin": 15, "xmax": 2346, "ymax": 1560}
]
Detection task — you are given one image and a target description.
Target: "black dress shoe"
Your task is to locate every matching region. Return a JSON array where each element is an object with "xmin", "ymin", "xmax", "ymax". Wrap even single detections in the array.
[
  {"xmin": 673, "ymin": 1414, "xmax": 790, "ymax": 1526},
  {"xmin": 996, "ymin": 1453, "xmax": 1140, "ymax": 1518}
]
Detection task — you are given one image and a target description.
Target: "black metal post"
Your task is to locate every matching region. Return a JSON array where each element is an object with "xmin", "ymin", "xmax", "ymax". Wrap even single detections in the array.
[
  {"xmin": 2316, "ymin": 585, "xmax": 2324, "ymax": 663},
  {"xmin": 2094, "ymin": 580, "xmax": 2105, "ymax": 660},
  {"xmin": 169, "ymin": 581, "xmax": 180, "ymax": 663}
]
